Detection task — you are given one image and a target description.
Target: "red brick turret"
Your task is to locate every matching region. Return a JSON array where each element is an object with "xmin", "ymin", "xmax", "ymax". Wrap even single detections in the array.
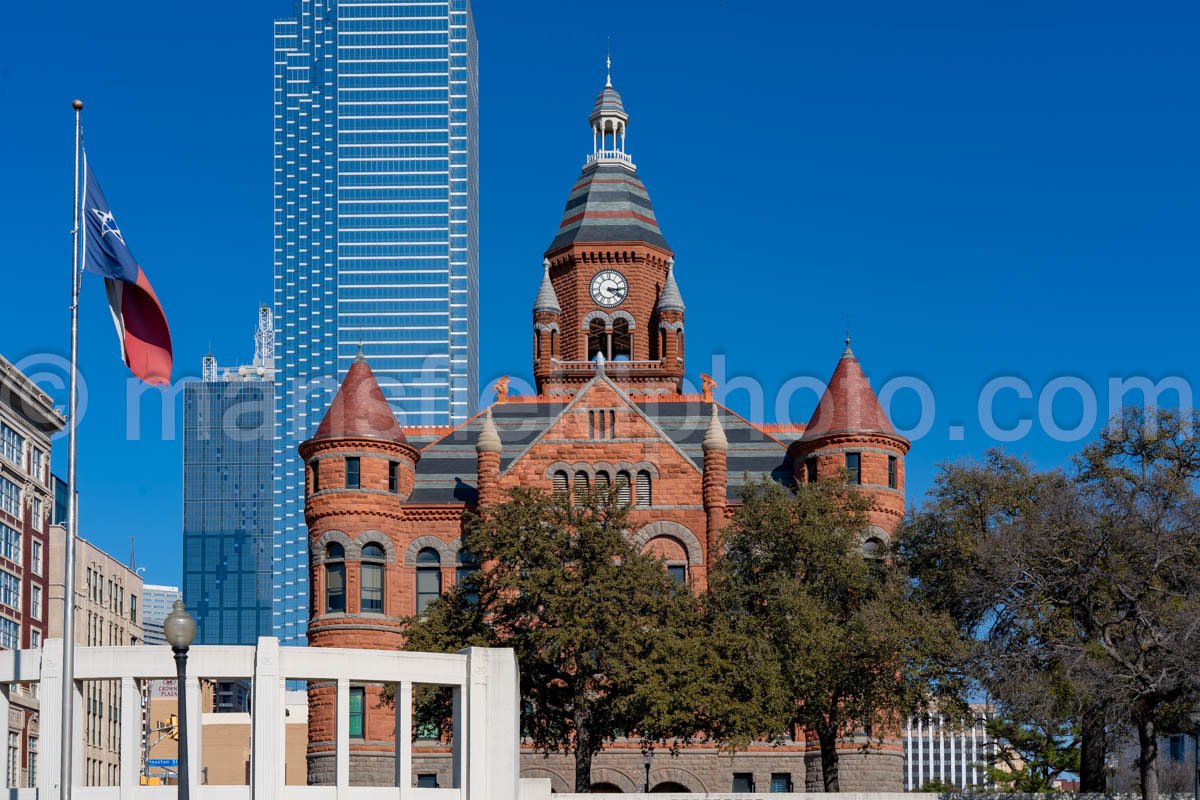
[
  {"xmin": 790, "ymin": 339, "xmax": 909, "ymax": 536},
  {"xmin": 299, "ymin": 353, "xmax": 421, "ymax": 785},
  {"xmin": 701, "ymin": 404, "xmax": 728, "ymax": 566},
  {"xmin": 475, "ymin": 409, "xmax": 503, "ymax": 508}
]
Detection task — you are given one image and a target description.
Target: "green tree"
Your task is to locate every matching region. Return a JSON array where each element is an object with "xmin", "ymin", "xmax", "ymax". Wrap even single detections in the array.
[
  {"xmin": 983, "ymin": 717, "xmax": 1080, "ymax": 792},
  {"xmin": 709, "ymin": 477, "xmax": 961, "ymax": 791},
  {"xmin": 899, "ymin": 452, "xmax": 1107, "ymax": 792},
  {"xmin": 401, "ymin": 487, "xmax": 713, "ymax": 792}
]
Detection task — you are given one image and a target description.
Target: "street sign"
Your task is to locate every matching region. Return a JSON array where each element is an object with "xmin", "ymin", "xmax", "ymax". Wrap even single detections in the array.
[{"xmin": 147, "ymin": 759, "xmax": 178, "ymax": 768}]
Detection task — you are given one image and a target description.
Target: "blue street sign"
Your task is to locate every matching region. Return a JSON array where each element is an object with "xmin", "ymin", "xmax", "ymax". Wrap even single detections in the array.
[{"xmin": 147, "ymin": 759, "xmax": 178, "ymax": 768}]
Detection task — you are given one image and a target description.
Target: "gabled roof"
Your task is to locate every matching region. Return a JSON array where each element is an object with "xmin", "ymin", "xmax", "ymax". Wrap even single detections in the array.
[
  {"xmin": 546, "ymin": 163, "xmax": 670, "ymax": 253},
  {"xmin": 310, "ymin": 355, "xmax": 409, "ymax": 445},
  {"xmin": 405, "ymin": 391, "xmax": 793, "ymax": 506},
  {"xmin": 803, "ymin": 342, "xmax": 896, "ymax": 440}
]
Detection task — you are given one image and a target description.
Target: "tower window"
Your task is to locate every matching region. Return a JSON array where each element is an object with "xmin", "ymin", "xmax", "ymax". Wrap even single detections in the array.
[
  {"xmin": 588, "ymin": 319, "xmax": 607, "ymax": 361},
  {"xmin": 888, "ymin": 455, "xmax": 898, "ymax": 489},
  {"xmin": 636, "ymin": 470, "xmax": 652, "ymax": 507},
  {"xmin": 345, "ymin": 457, "xmax": 360, "ymax": 489},
  {"xmin": 389, "ymin": 461, "xmax": 399, "ymax": 493},
  {"xmin": 361, "ymin": 543, "xmax": 385, "ymax": 613},
  {"xmin": 805, "ymin": 458, "xmax": 817, "ymax": 484},
  {"xmin": 415, "ymin": 548, "xmax": 442, "ymax": 615},
  {"xmin": 349, "ymin": 687, "xmax": 365, "ymax": 739},
  {"xmin": 573, "ymin": 471, "xmax": 590, "ymax": 503},
  {"xmin": 845, "ymin": 452, "xmax": 862, "ymax": 485},
  {"xmin": 552, "ymin": 470, "xmax": 569, "ymax": 499},
  {"xmin": 325, "ymin": 543, "xmax": 345, "ymax": 614},
  {"xmin": 457, "ymin": 550, "xmax": 480, "ymax": 605},
  {"xmin": 611, "ymin": 318, "xmax": 631, "ymax": 360},
  {"xmin": 311, "ymin": 461, "xmax": 320, "ymax": 492}
]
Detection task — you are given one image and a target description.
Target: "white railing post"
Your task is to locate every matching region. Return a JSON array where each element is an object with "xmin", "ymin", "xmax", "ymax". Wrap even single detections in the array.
[
  {"xmin": 335, "ymin": 678, "xmax": 350, "ymax": 793},
  {"xmin": 251, "ymin": 637, "xmax": 284, "ymax": 800},
  {"xmin": 71, "ymin": 673, "xmax": 84, "ymax": 786},
  {"xmin": 0, "ymin": 682, "xmax": 9, "ymax": 789},
  {"xmin": 39, "ymin": 639, "xmax": 64, "ymax": 795},
  {"xmin": 394, "ymin": 681, "xmax": 412, "ymax": 794},
  {"xmin": 119, "ymin": 676, "xmax": 140, "ymax": 800},
  {"xmin": 451, "ymin": 685, "xmax": 464, "ymax": 791},
  {"xmin": 459, "ymin": 648, "xmax": 520, "ymax": 800},
  {"xmin": 185, "ymin": 674, "xmax": 202, "ymax": 789}
]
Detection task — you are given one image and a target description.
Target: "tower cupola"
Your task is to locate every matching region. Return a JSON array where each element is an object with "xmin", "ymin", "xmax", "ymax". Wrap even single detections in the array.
[{"xmin": 587, "ymin": 56, "xmax": 633, "ymax": 170}]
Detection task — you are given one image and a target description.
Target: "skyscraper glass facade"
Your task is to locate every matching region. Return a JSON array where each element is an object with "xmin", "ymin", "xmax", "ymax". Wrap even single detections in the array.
[
  {"xmin": 273, "ymin": 0, "xmax": 478, "ymax": 644},
  {"xmin": 182, "ymin": 362, "xmax": 275, "ymax": 645}
]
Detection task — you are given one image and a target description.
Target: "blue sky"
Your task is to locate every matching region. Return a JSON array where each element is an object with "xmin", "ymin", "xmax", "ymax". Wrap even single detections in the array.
[{"xmin": 1, "ymin": 0, "xmax": 1197, "ymax": 584}]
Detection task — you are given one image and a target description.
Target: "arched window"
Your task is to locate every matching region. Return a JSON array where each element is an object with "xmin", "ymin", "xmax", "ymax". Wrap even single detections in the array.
[
  {"xmin": 361, "ymin": 542, "xmax": 385, "ymax": 613},
  {"xmin": 596, "ymin": 471, "xmax": 611, "ymax": 496},
  {"xmin": 615, "ymin": 471, "xmax": 632, "ymax": 505},
  {"xmin": 550, "ymin": 329, "xmax": 558, "ymax": 357},
  {"xmin": 325, "ymin": 543, "xmax": 345, "ymax": 614},
  {"xmin": 675, "ymin": 329, "xmax": 684, "ymax": 360},
  {"xmin": 636, "ymin": 470, "xmax": 652, "ymax": 507},
  {"xmin": 659, "ymin": 328, "xmax": 667, "ymax": 359},
  {"xmin": 862, "ymin": 537, "xmax": 886, "ymax": 561},
  {"xmin": 415, "ymin": 548, "xmax": 442, "ymax": 615},
  {"xmin": 552, "ymin": 470, "xmax": 569, "ymax": 500},
  {"xmin": 573, "ymin": 470, "xmax": 590, "ymax": 503},
  {"xmin": 611, "ymin": 318, "xmax": 631, "ymax": 360},
  {"xmin": 587, "ymin": 318, "xmax": 607, "ymax": 361}
]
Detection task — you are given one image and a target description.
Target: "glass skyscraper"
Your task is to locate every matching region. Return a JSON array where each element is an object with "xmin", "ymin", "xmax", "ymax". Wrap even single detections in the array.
[
  {"xmin": 273, "ymin": 0, "xmax": 478, "ymax": 644},
  {"xmin": 181, "ymin": 308, "xmax": 276, "ymax": 645}
]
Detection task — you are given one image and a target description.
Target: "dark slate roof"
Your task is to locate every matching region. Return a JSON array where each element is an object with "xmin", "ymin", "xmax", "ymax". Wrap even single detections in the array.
[
  {"xmin": 590, "ymin": 85, "xmax": 628, "ymax": 122},
  {"xmin": 406, "ymin": 398, "xmax": 792, "ymax": 505},
  {"xmin": 635, "ymin": 401, "xmax": 794, "ymax": 502},
  {"xmin": 407, "ymin": 402, "xmax": 569, "ymax": 505},
  {"xmin": 546, "ymin": 163, "xmax": 670, "ymax": 253}
]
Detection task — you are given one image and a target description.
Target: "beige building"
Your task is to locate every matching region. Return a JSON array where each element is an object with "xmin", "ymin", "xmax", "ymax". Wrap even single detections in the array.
[
  {"xmin": 47, "ymin": 524, "xmax": 144, "ymax": 786},
  {"xmin": 144, "ymin": 686, "xmax": 308, "ymax": 786}
]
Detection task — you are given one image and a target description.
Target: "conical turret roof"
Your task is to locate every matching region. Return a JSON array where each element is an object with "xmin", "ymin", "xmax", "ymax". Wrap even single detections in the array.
[
  {"xmin": 312, "ymin": 353, "xmax": 408, "ymax": 444},
  {"xmin": 803, "ymin": 340, "xmax": 896, "ymax": 440},
  {"xmin": 657, "ymin": 260, "xmax": 685, "ymax": 312},
  {"xmin": 533, "ymin": 259, "xmax": 561, "ymax": 314}
]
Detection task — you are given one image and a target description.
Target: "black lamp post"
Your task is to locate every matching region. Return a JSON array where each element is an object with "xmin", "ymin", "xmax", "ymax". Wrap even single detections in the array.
[
  {"xmin": 642, "ymin": 748, "xmax": 652, "ymax": 792},
  {"xmin": 163, "ymin": 600, "xmax": 196, "ymax": 800},
  {"xmin": 1189, "ymin": 702, "xmax": 1200, "ymax": 800}
]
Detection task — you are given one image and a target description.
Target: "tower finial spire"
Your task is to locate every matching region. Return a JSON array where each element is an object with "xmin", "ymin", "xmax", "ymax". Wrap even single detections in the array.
[{"xmin": 606, "ymin": 38, "xmax": 612, "ymax": 87}]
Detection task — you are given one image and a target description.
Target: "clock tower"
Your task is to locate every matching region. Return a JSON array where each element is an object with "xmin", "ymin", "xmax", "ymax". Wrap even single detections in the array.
[{"xmin": 532, "ymin": 61, "xmax": 685, "ymax": 397}]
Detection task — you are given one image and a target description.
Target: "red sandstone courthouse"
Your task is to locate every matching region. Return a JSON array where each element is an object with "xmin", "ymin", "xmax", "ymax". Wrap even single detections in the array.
[{"xmin": 300, "ymin": 72, "xmax": 909, "ymax": 793}]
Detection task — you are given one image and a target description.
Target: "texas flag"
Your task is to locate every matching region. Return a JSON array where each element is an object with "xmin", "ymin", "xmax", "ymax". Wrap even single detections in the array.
[{"xmin": 82, "ymin": 156, "xmax": 173, "ymax": 386}]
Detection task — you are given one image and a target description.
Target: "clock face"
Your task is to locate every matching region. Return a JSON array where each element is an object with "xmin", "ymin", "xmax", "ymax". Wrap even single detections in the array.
[{"xmin": 589, "ymin": 270, "xmax": 628, "ymax": 308}]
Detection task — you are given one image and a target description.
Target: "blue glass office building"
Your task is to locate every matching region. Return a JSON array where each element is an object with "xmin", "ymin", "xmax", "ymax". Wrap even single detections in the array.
[
  {"xmin": 182, "ymin": 330, "xmax": 276, "ymax": 645},
  {"xmin": 273, "ymin": 0, "xmax": 479, "ymax": 644}
]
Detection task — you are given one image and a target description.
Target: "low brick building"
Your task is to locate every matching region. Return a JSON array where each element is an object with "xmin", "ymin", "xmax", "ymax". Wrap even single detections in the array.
[{"xmin": 301, "ymin": 70, "xmax": 909, "ymax": 793}]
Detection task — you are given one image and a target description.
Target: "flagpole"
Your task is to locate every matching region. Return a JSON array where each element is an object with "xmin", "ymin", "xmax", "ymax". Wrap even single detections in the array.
[{"xmin": 60, "ymin": 97, "xmax": 84, "ymax": 800}]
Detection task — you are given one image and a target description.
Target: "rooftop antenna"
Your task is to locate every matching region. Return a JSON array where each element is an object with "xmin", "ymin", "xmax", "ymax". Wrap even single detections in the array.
[{"xmin": 128, "ymin": 535, "xmax": 136, "ymax": 573}]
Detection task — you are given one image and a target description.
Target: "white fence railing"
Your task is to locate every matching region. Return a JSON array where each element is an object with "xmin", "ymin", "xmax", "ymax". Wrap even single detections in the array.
[{"xmin": 0, "ymin": 638, "xmax": 520, "ymax": 800}]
